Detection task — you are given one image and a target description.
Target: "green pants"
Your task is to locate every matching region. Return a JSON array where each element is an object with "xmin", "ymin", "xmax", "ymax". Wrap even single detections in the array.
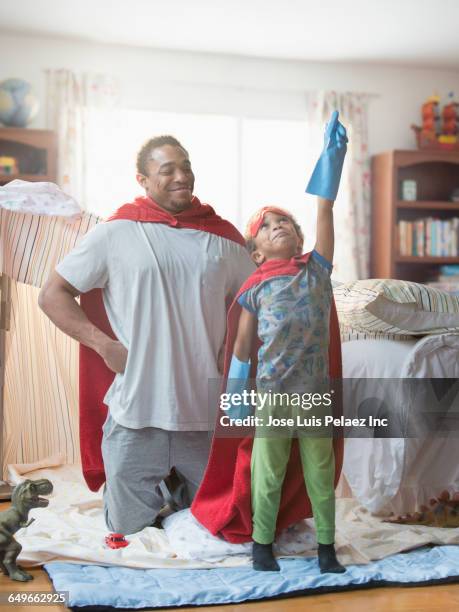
[{"xmin": 251, "ymin": 436, "xmax": 336, "ymax": 545}]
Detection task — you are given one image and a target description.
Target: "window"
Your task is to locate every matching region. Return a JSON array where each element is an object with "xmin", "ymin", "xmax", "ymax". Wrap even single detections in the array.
[
  {"xmin": 85, "ymin": 109, "xmax": 239, "ymax": 223},
  {"xmin": 85, "ymin": 109, "xmax": 321, "ymax": 250},
  {"xmin": 85, "ymin": 108, "xmax": 352, "ymax": 277},
  {"xmin": 240, "ymin": 118, "xmax": 319, "ymax": 251}
]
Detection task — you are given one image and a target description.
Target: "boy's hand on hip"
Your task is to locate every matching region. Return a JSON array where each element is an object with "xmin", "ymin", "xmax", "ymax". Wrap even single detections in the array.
[{"xmin": 101, "ymin": 339, "xmax": 128, "ymax": 373}]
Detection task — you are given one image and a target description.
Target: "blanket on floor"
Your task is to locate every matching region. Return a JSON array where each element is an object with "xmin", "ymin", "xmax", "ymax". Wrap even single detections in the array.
[
  {"xmin": 45, "ymin": 546, "xmax": 459, "ymax": 609},
  {"xmin": 9, "ymin": 463, "xmax": 459, "ymax": 570}
]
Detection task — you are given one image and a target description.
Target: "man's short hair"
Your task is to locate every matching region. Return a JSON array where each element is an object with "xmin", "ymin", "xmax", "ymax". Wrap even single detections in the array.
[{"xmin": 136, "ymin": 135, "xmax": 189, "ymax": 175}]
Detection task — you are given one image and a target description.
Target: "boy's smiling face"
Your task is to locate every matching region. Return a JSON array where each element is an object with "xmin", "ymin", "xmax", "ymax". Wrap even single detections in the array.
[{"xmin": 251, "ymin": 212, "xmax": 303, "ymax": 265}]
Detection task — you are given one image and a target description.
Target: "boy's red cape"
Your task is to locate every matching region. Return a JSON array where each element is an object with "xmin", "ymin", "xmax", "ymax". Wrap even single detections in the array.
[
  {"xmin": 191, "ymin": 252, "xmax": 343, "ymax": 543},
  {"xmin": 78, "ymin": 195, "xmax": 245, "ymax": 492}
]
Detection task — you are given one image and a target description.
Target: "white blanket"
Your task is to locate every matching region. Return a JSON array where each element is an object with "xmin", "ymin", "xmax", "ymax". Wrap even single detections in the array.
[
  {"xmin": 9, "ymin": 462, "xmax": 459, "ymax": 569},
  {"xmin": 0, "ymin": 180, "xmax": 81, "ymax": 217}
]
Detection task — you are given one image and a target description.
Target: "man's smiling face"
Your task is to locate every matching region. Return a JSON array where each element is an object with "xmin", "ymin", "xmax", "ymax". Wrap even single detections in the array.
[{"xmin": 137, "ymin": 144, "xmax": 195, "ymax": 214}]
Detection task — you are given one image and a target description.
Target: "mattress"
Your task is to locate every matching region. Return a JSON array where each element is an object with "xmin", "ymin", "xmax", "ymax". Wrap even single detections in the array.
[
  {"xmin": 341, "ymin": 334, "xmax": 459, "ymax": 514},
  {"xmin": 342, "ymin": 334, "xmax": 459, "ymax": 379}
]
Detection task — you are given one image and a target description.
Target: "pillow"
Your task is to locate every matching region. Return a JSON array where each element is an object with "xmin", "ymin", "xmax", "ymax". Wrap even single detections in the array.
[
  {"xmin": 333, "ymin": 279, "xmax": 459, "ymax": 336},
  {"xmin": 339, "ymin": 324, "xmax": 413, "ymax": 342}
]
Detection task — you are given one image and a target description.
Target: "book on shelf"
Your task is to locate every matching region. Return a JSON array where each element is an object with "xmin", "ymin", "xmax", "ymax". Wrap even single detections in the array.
[
  {"xmin": 397, "ymin": 217, "xmax": 459, "ymax": 257},
  {"xmin": 416, "ymin": 219, "xmax": 424, "ymax": 256}
]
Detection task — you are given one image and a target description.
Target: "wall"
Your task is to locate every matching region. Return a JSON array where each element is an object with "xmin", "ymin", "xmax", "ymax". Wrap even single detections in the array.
[{"xmin": 1, "ymin": 31, "xmax": 459, "ymax": 155}]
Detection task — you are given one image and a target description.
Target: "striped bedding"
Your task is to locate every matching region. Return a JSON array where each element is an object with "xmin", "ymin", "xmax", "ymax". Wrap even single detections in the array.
[
  {"xmin": 0, "ymin": 209, "xmax": 100, "ymax": 473},
  {"xmin": 334, "ymin": 279, "xmax": 459, "ymax": 337},
  {"xmin": 0, "ymin": 208, "xmax": 99, "ymax": 288}
]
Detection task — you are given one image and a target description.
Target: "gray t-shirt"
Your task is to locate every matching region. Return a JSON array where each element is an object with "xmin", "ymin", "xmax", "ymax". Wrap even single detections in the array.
[{"xmin": 56, "ymin": 220, "xmax": 254, "ymax": 430}]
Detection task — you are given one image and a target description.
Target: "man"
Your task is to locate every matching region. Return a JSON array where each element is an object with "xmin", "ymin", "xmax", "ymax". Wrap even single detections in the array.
[{"xmin": 38, "ymin": 135, "xmax": 254, "ymax": 534}]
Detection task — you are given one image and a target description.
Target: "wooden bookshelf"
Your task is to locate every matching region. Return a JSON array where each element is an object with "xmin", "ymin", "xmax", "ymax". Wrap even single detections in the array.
[
  {"xmin": 371, "ymin": 149, "xmax": 459, "ymax": 282},
  {"xmin": 396, "ymin": 256, "xmax": 459, "ymax": 264},
  {"xmin": 396, "ymin": 200, "xmax": 459, "ymax": 211},
  {"xmin": 0, "ymin": 128, "xmax": 56, "ymax": 186}
]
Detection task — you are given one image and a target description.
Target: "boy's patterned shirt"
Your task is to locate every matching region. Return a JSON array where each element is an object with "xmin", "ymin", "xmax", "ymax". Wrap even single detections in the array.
[{"xmin": 238, "ymin": 250, "xmax": 333, "ymax": 393}]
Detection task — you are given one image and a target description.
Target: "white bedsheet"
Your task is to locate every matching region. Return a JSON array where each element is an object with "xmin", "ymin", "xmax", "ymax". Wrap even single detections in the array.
[
  {"xmin": 11, "ymin": 463, "xmax": 459, "ymax": 569},
  {"xmin": 342, "ymin": 334, "xmax": 459, "ymax": 514},
  {"xmin": 0, "ymin": 180, "xmax": 81, "ymax": 217},
  {"xmin": 11, "ymin": 464, "xmax": 317, "ymax": 569}
]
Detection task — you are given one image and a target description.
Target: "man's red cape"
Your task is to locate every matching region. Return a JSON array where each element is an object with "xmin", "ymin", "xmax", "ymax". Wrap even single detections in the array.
[
  {"xmin": 79, "ymin": 195, "xmax": 245, "ymax": 492},
  {"xmin": 191, "ymin": 252, "xmax": 343, "ymax": 543}
]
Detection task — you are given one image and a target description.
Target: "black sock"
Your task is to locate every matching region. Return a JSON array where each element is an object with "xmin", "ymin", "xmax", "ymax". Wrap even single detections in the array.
[
  {"xmin": 318, "ymin": 543, "xmax": 346, "ymax": 573},
  {"xmin": 252, "ymin": 542, "xmax": 280, "ymax": 572}
]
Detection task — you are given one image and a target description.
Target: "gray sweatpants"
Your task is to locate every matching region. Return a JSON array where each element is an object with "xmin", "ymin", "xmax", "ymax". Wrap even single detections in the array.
[{"xmin": 101, "ymin": 412, "xmax": 212, "ymax": 534}]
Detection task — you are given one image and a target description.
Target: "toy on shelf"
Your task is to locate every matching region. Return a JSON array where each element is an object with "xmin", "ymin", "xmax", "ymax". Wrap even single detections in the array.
[
  {"xmin": 412, "ymin": 92, "xmax": 459, "ymax": 150},
  {"xmin": 421, "ymin": 94, "xmax": 441, "ymax": 137},
  {"xmin": 441, "ymin": 93, "xmax": 458, "ymax": 140},
  {"xmin": 0, "ymin": 156, "xmax": 18, "ymax": 176}
]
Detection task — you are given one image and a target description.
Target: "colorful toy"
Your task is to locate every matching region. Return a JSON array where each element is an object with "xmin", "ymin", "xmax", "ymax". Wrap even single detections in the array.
[
  {"xmin": 385, "ymin": 490, "xmax": 459, "ymax": 528},
  {"xmin": 421, "ymin": 94, "xmax": 441, "ymax": 136},
  {"xmin": 0, "ymin": 479, "xmax": 53, "ymax": 581},
  {"xmin": 0, "ymin": 79, "xmax": 39, "ymax": 127},
  {"xmin": 105, "ymin": 533, "xmax": 129, "ymax": 549},
  {"xmin": 0, "ymin": 156, "xmax": 18, "ymax": 175},
  {"xmin": 412, "ymin": 92, "xmax": 459, "ymax": 150},
  {"xmin": 441, "ymin": 93, "xmax": 458, "ymax": 136}
]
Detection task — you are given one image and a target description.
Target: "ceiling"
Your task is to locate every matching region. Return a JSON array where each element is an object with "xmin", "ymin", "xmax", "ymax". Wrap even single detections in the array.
[{"xmin": 2, "ymin": 0, "xmax": 459, "ymax": 69}]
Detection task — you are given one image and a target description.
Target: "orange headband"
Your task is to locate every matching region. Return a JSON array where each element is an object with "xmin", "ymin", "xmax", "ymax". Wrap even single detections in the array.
[{"xmin": 245, "ymin": 206, "xmax": 293, "ymax": 240}]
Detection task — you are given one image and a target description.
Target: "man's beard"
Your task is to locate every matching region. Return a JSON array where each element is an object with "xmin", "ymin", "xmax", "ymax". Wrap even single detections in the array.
[{"xmin": 169, "ymin": 197, "xmax": 193, "ymax": 213}]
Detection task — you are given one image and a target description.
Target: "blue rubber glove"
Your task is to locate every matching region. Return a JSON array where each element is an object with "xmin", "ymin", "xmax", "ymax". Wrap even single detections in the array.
[
  {"xmin": 224, "ymin": 355, "xmax": 253, "ymax": 419},
  {"xmin": 305, "ymin": 110, "xmax": 348, "ymax": 201}
]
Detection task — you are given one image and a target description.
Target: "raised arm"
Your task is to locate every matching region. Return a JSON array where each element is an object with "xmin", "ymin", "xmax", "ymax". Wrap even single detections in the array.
[
  {"xmin": 38, "ymin": 271, "xmax": 128, "ymax": 373},
  {"xmin": 314, "ymin": 198, "xmax": 334, "ymax": 264}
]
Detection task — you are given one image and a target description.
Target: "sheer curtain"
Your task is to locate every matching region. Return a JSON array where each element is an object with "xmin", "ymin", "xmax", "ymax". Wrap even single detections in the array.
[
  {"xmin": 46, "ymin": 69, "xmax": 119, "ymax": 210},
  {"xmin": 307, "ymin": 91, "xmax": 371, "ymax": 281}
]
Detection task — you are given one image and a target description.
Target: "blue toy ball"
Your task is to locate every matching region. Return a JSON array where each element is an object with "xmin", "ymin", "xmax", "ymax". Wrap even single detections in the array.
[{"xmin": 0, "ymin": 78, "xmax": 39, "ymax": 127}]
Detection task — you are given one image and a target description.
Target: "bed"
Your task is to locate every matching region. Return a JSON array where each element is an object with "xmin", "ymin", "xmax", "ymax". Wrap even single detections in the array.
[{"xmin": 336, "ymin": 279, "xmax": 459, "ymax": 517}]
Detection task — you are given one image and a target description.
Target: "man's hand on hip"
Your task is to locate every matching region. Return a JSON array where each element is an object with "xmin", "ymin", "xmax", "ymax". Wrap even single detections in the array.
[{"xmin": 101, "ymin": 340, "xmax": 129, "ymax": 374}]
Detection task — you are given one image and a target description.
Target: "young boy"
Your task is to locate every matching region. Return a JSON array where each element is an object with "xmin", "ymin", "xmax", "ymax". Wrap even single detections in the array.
[{"xmin": 228, "ymin": 112, "xmax": 347, "ymax": 572}]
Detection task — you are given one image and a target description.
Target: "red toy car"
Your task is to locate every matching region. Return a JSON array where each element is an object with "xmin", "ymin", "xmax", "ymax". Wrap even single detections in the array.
[{"xmin": 105, "ymin": 533, "xmax": 129, "ymax": 549}]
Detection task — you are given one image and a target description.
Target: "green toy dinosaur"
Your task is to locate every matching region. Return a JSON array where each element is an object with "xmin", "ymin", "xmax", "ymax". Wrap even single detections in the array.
[{"xmin": 0, "ymin": 479, "xmax": 53, "ymax": 581}]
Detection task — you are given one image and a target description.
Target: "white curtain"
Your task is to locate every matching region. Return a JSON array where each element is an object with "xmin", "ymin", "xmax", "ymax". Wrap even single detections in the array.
[
  {"xmin": 46, "ymin": 69, "xmax": 119, "ymax": 210},
  {"xmin": 306, "ymin": 91, "xmax": 371, "ymax": 281}
]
